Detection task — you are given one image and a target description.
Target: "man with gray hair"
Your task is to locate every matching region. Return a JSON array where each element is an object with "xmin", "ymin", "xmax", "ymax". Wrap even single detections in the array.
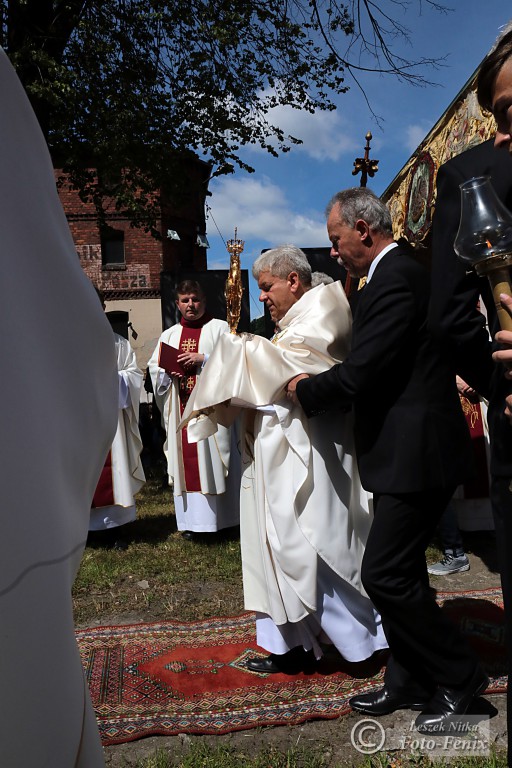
[
  {"xmin": 252, "ymin": 244, "xmax": 313, "ymax": 328},
  {"xmin": 311, "ymin": 271, "xmax": 334, "ymax": 287},
  {"xmin": 181, "ymin": 242, "xmax": 387, "ymax": 674},
  {"xmin": 288, "ymin": 187, "xmax": 487, "ymax": 731}
]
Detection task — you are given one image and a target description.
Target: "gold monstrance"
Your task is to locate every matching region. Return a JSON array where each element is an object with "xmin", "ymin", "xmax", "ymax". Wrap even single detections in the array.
[{"xmin": 225, "ymin": 228, "xmax": 244, "ymax": 334}]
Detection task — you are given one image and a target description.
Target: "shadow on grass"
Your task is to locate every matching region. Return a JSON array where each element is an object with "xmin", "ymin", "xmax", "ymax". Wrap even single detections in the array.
[
  {"xmin": 87, "ymin": 515, "xmax": 240, "ymax": 550},
  {"xmin": 87, "ymin": 512, "xmax": 177, "ymax": 549}
]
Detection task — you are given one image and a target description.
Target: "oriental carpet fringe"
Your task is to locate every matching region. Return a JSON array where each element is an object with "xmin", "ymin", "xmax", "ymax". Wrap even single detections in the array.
[{"xmin": 76, "ymin": 587, "xmax": 506, "ymax": 746}]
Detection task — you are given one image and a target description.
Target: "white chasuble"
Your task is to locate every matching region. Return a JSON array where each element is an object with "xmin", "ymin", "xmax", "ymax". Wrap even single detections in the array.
[{"xmin": 182, "ymin": 282, "xmax": 373, "ymax": 624}]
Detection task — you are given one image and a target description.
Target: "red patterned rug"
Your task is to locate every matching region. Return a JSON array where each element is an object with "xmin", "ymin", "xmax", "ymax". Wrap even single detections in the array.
[{"xmin": 76, "ymin": 587, "xmax": 506, "ymax": 746}]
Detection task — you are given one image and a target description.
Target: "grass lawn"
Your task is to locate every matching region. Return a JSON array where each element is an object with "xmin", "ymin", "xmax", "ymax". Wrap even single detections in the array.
[{"xmin": 73, "ymin": 470, "xmax": 244, "ymax": 626}]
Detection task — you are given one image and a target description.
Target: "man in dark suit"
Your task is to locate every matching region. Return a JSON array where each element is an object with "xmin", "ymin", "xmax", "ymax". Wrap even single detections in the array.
[
  {"xmin": 287, "ymin": 187, "xmax": 488, "ymax": 732},
  {"xmin": 429, "ymin": 26, "xmax": 512, "ymax": 761}
]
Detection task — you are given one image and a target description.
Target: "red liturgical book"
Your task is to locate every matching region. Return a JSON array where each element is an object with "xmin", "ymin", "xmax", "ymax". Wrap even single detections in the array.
[{"xmin": 159, "ymin": 341, "xmax": 186, "ymax": 376}]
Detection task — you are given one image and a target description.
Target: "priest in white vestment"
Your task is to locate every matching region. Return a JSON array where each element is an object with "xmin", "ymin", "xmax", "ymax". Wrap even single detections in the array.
[
  {"xmin": 149, "ymin": 279, "xmax": 240, "ymax": 539},
  {"xmin": 182, "ymin": 246, "xmax": 387, "ymax": 673},
  {"xmin": 90, "ymin": 330, "xmax": 146, "ymax": 536},
  {"xmin": 0, "ymin": 48, "xmax": 117, "ymax": 767}
]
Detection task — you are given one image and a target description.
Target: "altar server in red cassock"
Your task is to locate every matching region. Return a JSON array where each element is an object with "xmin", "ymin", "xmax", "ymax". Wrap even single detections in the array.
[{"xmin": 148, "ymin": 280, "xmax": 240, "ymax": 537}]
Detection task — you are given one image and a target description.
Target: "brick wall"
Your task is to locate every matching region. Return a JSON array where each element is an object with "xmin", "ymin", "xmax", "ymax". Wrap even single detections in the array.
[
  {"xmin": 56, "ymin": 174, "xmax": 163, "ymax": 291},
  {"xmin": 56, "ymin": 164, "xmax": 210, "ymax": 290}
]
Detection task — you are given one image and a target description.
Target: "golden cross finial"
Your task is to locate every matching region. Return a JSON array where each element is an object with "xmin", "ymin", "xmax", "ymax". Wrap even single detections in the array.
[{"xmin": 352, "ymin": 131, "xmax": 379, "ymax": 188}]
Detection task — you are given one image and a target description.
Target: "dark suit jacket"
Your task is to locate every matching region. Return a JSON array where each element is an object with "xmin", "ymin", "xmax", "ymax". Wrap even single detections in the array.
[
  {"xmin": 429, "ymin": 138, "xmax": 512, "ymax": 478},
  {"xmin": 297, "ymin": 244, "xmax": 471, "ymax": 495}
]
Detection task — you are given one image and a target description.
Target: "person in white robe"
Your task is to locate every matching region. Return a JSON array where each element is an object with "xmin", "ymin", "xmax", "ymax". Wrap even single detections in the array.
[
  {"xmin": 0, "ymin": 48, "xmax": 117, "ymax": 767},
  {"xmin": 90, "ymin": 328, "xmax": 146, "ymax": 536},
  {"xmin": 182, "ymin": 245, "xmax": 387, "ymax": 673},
  {"xmin": 148, "ymin": 279, "xmax": 240, "ymax": 538}
]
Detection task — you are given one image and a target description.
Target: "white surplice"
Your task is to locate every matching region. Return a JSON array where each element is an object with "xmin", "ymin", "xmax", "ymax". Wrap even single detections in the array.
[
  {"xmin": 0, "ymin": 48, "xmax": 117, "ymax": 767},
  {"xmin": 182, "ymin": 282, "xmax": 387, "ymax": 659},
  {"xmin": 90, "ymin": 333, "xmax": 146, "ymax": 530},
  {"xmin": 148, "ymin": 318, "xmax": 240, "ymax": 532}
]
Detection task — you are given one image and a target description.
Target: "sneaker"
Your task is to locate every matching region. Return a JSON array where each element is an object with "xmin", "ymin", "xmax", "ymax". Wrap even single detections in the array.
[{"xmin": 427, "ymin": 553, "xmax": 470, "ymax": 576}]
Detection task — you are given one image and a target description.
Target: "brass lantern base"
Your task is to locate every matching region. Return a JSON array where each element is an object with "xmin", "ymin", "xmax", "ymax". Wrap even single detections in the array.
[{"xmin": 475, "ymin": 252, "xmax": 512, "ymax": 332}]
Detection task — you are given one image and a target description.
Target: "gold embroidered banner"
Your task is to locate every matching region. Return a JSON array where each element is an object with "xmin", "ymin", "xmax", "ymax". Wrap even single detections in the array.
[{"xmin": 382, "ymin": 71, "xmax": 496, "ymax": 245}]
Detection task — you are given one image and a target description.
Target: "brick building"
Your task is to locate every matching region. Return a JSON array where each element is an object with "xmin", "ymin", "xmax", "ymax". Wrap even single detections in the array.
[{"xmin": 56, "ymin": 158, "xmax": 212, "ymax": 370}]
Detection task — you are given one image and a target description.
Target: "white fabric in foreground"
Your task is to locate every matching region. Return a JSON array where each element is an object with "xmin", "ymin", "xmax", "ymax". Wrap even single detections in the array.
[{"xmin": 0, "ymin": 48, "xmax": 117, "ymax": 767}]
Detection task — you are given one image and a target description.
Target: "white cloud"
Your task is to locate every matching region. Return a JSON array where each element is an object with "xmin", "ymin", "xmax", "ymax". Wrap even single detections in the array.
[
  {"xmin": 241, "ymin": 87, "xmax": 359, "ymax": 162},
  {"xmin": 266, "ymin": 105, "xmax": 358, "ymax": 161},
  {"xmin": 207, "ymin": 175, "xmax": 327, "ymax": 249},
  {"xmin": 404, "ymin": 123, "xmax": 431, "ymax": 152},
  {"xmin": 207, "ymin": 257, "xmax": 232, "ymax": 270}
]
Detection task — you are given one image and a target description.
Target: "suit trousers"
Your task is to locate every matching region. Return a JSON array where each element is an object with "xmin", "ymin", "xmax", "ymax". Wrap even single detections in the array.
[
  {"xmin": 361, "ymin": 488, "xmax": 479, "ymax": 694},
  {"xmin": 490, "ymin": 477, "xmax": 512, "ymax": 758}
]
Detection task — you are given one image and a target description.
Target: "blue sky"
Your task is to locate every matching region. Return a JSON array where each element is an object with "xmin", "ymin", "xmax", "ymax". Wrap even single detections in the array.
[{"xmin": 204, "ymin": 1, "xmax": 510, "ymax": 319}]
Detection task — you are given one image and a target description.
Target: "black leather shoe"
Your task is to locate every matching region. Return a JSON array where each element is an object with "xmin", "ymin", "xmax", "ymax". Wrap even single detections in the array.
[
  {"xmin": 349, "ymin": 686, "xmax": 431, "ymax": 715},
  {"xmin": 181, "ymin": 530, "xmax": 194, "ymax": 541},
  {"xmin": 415, "ymin": 667, "xmax": 489, "ymax": 733},
  {"xmin": 246, "ymin": 648, "xmax": 316, "ymax": 675},
  {"xmin": 112, "ymin": 538, "xmax": 128, "ymax": 551},
  {"xmin": 246, "ymin": 655, "xmax": 282, "ymax": 673}
]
